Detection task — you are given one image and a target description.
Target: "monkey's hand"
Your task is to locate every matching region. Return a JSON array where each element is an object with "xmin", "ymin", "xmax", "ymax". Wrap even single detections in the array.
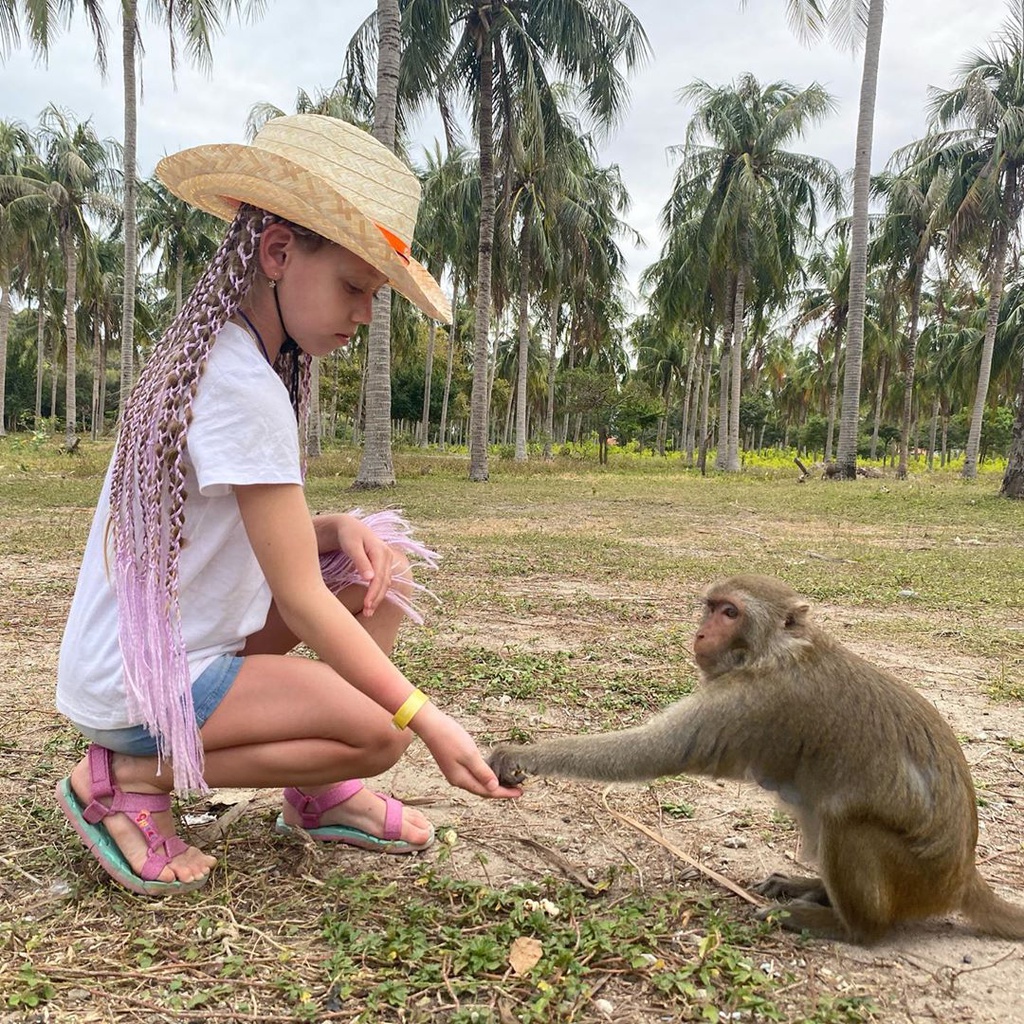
[{"xmin": 488, "ymin": 745, "xmax": 531, "ymax": 787}]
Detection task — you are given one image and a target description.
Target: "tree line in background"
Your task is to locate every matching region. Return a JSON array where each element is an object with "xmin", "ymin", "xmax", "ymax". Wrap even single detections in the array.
[{"xmin": 2, "ymin": 0, "xmax": 1024, "ymax": 497}]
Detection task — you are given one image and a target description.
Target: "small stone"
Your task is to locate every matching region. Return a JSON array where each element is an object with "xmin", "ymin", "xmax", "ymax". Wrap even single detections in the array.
[
  {"xmin": 723, "ymin": 836, "xmax": 747, "ymax": 849},
  {"xmin": 594, "ymin": 998, "xmax": 615, "ymax": 1016}
]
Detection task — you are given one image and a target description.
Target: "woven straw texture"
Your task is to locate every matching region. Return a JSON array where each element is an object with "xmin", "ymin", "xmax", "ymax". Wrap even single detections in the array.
[{"xmin": 157, "ymin": 115, "xmax": 451, "ymax": 322}]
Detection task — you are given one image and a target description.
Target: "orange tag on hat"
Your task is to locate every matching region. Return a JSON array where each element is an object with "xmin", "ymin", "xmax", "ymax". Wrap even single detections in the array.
[{"xmin": 376, "ymin": 223, "xmax": 411, "ymax": 264}]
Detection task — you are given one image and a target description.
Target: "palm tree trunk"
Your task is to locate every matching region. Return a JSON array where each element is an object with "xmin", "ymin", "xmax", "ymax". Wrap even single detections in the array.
[
  {"xmin": 469, "ymin": 8, "xmax": 497, "ymax": 482},
  {"xmin": 307, "ymin": 356, "xmax": 322, "ymax": 458},
  {"xmin": 35, "ymin": 301, "xmax": 45, "ymax": 426},
  {"xmin": 119, "ymin": 0, "xmax": 139, "ymax": 418},
  {"xmin": 174, "ymin": 260, "xmax": 184, "ymax": 313},
  {"xmin": 715, "ymin": 342, "xmax": 731, "ymax": 470},
  {"xmin": 439, "ymin": 274, "xmax": 459, "ymax": 451},
  {"xmin": 99, "ymin": 322, "xmax": 108, "ymax": 429},
  {"xmin": 835, "ymin": 0, "xmax": 884, "ymax": 478},
  {"xmin": 964, "ymin": 216, "xmax": 1011, "ymax": 479},
  {"xmin": 354, "ymin": 0, "xmax": 401, "ymax": 488},
  {"xmin": 514, "ymin": 230, "xmax": 530, "ymax": 461},
  {"xmin": 1000, "ymin": 351, "xmax": 1024, "ymax": 497},
  {"xmin": 420, "ymin": 321, "xmax": 436, "ymax": 447},
  {"xmin": 91, "ymin": 318, "xmax": 102, "ymax": 440},
  {"xmin": 697, "ymin": 329, "xmax": 714, "ymax": 474},
  {"xmin": 64, "ymin": 233, "xmax": 78, "ymax": 448},
  {"xmin": 543, "ymin": 276, "xmax": 561, "ymax": 459},
  {"xmin": 680, "ymin": 343, "xmax": 695, "ymax": 462},
  {"xmin": 50, "ymin": 334, "xmax": 58, "ymax": 428},
  {"xmin": 656, "ymin": 376, "xmax": 671, "ymax": 456},
  {"xmin": 870, "ymin": 356, "xmax": 886, "ymax": 459},
  {"xmin": 824, "ymin": 334, "xmax": 842, "ymax": 463},
  {"xmin": 503, "ymin": 383, "xmax": 514, "ymax": 445},
  {"xmin": 0, "ymin": 266, "xmax": 10, "ymax": 436},
  {"xmin": 927, "ymin": 395, "xmax": 939, "ymax": 471},
  {"xmin": 726, "ymin": 268, "xmax": 745, "ymax": 472},
  {"xmin": 562, "ymin": 315, "xmax": 577, "ymax": 443},
  {"xmin": 896, "ymin": 266, "xmax": 925, "ymax": 479}
]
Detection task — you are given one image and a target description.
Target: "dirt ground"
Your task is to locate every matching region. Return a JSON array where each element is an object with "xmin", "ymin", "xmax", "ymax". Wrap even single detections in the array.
[{"xmin": 1, "ymin": 530, "xmax": 1023, "ymax": 1022}]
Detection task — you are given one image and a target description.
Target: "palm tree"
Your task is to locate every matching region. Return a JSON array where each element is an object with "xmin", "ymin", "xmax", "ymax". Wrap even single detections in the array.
[
  {"xmin": 779, "ymin": 0, "xmax": 885, "ymax": 479},
  {"xmin": 504, "ymin": 96, "xmax": 597, "ymax": 462},
  {"xmin": 3, "ymin": 0, "xmax": 265, "ymax": 423},
  {"xmin": 923, "ymin": 5, "xmax": 1024, "ymax": 488},
  {"xmin": 0, "ymin": 116, "xmax": 37, "ymax": 435},
  {"xmin": 353, "ymin": 0, "xmax": 403, "ymax": 488},
  {"xmin": 417, "ymin": 143, "xmax": 479, "ymax": 451},
  {"xmin": 792, "ymin": 235, "xmax": 851, "ymax": 463},
  {"xmin": 34, "ymin": 105, "xmax": 116, "ymax": 446},
  {"xmin": 667, "ymin": 73, "xmax": 841, "ymax": 471},
  {"xmin": 870, "ymin": 160, "xmax": 946, "ymax": 478},
  {"xmin": 396, "ymin": 0, "xmax": 650, "ymax": 480},
  {"xmin": 137, "ymin": 177, "xmax": 219, "ymax": 315},
  {"xmin": 415, "ymin": 142, "xmax": 478, "ymax": 448}
]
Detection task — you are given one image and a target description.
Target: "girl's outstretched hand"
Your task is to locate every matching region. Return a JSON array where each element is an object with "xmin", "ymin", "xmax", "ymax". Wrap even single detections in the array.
[{"xmin": 412, "ymin": 704, "xmax": 522, "ymax": 799}]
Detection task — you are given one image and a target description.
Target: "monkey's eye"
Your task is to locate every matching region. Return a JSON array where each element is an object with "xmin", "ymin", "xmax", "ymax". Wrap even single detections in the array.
[{"xmin": 722, "ymin": 604, "xmax": 739, "ymax": 619}]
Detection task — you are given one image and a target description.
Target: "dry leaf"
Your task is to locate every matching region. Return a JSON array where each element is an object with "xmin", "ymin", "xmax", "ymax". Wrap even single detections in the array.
[{"xmin": 509, "ymin": 936, "xmax": 543, "ymax": 976}]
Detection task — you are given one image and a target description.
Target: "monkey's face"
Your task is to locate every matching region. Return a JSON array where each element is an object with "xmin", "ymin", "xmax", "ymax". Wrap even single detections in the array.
[{"xmin": 694, "ymin": 596, "xmax": 746, "ymax": 673}]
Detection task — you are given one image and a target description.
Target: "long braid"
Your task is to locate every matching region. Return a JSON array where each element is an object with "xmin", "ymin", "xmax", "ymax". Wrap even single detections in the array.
[{"xmin": 109, "ymin": 204, "xmax": 286, "ymax": 792}]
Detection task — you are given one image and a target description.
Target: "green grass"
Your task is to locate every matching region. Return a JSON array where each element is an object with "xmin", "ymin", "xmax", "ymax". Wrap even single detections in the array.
[{"xmin": 1, "ymin": 434, "xmax": 1020, "ymax": 1022}]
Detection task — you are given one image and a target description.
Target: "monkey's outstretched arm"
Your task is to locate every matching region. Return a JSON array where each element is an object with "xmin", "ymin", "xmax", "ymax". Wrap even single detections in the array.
[{"xmin": 488, "ymin": 695, "xmax": 751, "ymax": 787}]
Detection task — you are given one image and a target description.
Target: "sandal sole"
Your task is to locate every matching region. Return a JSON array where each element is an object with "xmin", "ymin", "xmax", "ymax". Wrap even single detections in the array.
[
  {"xmin": 56, "ymin": 778, "xmax": 210, "ymax": 896},
  {"xmin": 274, "ymin": 814, "xmax": 434, "ymax": 855}
]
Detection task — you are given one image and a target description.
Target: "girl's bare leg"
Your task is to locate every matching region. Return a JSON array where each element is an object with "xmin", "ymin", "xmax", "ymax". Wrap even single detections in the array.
[{"xmin": 67, "ymin": 559, "xmax": 431, "ymax": 885}]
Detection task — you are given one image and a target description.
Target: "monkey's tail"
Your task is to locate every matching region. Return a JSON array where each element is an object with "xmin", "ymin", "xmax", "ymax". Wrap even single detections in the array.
[{"xmin": 960, "ymin": 872, "xmax": 1024, "ymax": 939}]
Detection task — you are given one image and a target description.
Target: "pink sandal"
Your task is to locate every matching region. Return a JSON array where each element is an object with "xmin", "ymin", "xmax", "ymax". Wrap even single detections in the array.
[
  {"xmin": 275, "ymin": 780, "xmax": 434, "ymax": 855},
  {"xmin": 55, "ymin": 744, "xmax": 210, "ymax": 895}
]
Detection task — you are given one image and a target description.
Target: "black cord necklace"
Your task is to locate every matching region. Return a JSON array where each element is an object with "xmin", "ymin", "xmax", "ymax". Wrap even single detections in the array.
[
  {"xmin": 235, "ymin": 298, "xmax": 302, "ymax": 411},
  {"xmin": 236, "ymin": 308, "xmax": 271, "ymax": 363},
  {"xmin": 271, "ymin": 285, "xmax": 302, "ymax": 410}
]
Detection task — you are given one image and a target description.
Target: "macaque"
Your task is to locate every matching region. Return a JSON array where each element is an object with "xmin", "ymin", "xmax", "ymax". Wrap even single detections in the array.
[{"xmin": 489, "ymin": 575, "xmax": 1024, "ymax": 945}]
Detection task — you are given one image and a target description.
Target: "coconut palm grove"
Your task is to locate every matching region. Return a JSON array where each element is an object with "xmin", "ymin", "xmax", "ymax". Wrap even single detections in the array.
[{"xmin": 2, "ymin": 1, "xmax": 1024, "ymax": 496}]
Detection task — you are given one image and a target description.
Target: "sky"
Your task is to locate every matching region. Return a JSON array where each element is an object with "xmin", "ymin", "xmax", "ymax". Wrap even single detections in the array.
[{"xmin": 0, "ymin": 0, "xmax": 1011, "ymax": 304}]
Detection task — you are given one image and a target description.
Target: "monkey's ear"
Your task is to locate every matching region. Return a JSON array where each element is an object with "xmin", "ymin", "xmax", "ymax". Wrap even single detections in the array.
[{"xmin": 784, "ymin": 603, "xmax": 810, "ymax": 631}]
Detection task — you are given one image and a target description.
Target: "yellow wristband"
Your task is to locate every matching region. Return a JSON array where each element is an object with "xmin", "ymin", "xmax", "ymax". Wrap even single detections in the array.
[{"xmin": 392, "ymin": 688, "xmax": 429, "ymax": 730}]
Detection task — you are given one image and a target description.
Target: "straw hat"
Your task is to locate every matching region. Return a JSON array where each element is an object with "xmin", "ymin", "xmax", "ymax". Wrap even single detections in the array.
[{"xmin": 156, "ymin": 114, "xmax": 451, "ymax": 323}]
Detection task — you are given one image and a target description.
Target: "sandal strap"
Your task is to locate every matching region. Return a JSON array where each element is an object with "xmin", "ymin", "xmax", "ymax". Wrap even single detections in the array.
[
  {"xmin": 379, "ymin": 794, "xmax": 404, "ymax": 841},
  {"xmin": 283, "ymin": 780, "xmax": 365, "ymax": 829},
  {"xmin": 81, "ymin": 744, "xmax": 173, "ymax": 822},
  {"xmin": 134, "ymin": 812, "xmax": 190, "ymax": 882},
  {"xmin": 80, "ymin": 743, "xmax": 181, "ymax": 882},
  {"xmin": 82, "ymin": 744, "xmax": 115, "ymax": 824}
]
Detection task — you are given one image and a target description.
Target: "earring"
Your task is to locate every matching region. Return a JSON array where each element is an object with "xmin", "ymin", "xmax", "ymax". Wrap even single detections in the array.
[{"xmin": 268, "ymin": 278, "xmax": 277, "ymax": 289}]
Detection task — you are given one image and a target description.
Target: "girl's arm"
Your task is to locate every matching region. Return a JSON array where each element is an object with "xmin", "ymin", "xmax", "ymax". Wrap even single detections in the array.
[{"xmin": 235, "ymin": 483, "xmax": 520, "ymax": 799}]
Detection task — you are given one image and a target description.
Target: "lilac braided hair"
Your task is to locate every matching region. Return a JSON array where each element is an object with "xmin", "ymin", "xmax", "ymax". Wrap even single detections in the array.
[{"xmin": 109, "ymin": 204, "xmax": 312, "ymax": 792}]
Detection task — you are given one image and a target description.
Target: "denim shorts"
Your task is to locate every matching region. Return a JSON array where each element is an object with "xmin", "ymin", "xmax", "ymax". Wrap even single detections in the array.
[{"xmin": 75, "ymin": 654, "xmax": 244, "ymax": 756}]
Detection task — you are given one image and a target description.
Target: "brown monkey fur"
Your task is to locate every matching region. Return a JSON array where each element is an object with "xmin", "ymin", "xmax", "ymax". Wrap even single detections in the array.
[{"xmin": 488, "ymin": 574, "xmax": 1024, "ymax": 945}]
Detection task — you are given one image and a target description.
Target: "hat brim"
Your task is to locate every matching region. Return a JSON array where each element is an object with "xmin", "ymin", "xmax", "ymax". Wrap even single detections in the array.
[{"xmin": 156, "ymin": 144, "xmax": 452, "ymax": 323}]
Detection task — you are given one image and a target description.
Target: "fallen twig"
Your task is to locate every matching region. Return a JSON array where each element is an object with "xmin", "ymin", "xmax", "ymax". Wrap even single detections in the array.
[
  {"xmin": 514, "ymin": 836, "xmax": 600, "ymax": 894},
  {"xmin": 600, "ymin": 790, "xmax": 764, "ymax": 907}
]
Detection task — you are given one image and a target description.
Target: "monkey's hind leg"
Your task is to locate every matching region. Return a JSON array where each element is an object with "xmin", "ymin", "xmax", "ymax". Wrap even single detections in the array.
[
  {"xmin": 808, "ymin": 819, "xmax": 900, "ymax": 945},
  {"xmin": 753, "ymin": 873, "xmax": 830, "ymax": 906}
]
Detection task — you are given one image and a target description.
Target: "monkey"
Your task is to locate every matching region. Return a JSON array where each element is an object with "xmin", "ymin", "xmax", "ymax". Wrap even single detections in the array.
[{"xmin": 488, "ymin": 574, "xmax": 1024, "ymax": 945}]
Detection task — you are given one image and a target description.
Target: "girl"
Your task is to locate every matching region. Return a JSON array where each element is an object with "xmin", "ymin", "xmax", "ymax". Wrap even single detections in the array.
[{"xmin": 55, "ymin": 114, "xmax": 519, "ymax": 896}]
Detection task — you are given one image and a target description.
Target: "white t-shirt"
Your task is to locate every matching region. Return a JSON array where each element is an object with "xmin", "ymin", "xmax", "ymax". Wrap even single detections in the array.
[{"xmin": 56, "ymin": 322, "xmax": 303, "ymax": 730}]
